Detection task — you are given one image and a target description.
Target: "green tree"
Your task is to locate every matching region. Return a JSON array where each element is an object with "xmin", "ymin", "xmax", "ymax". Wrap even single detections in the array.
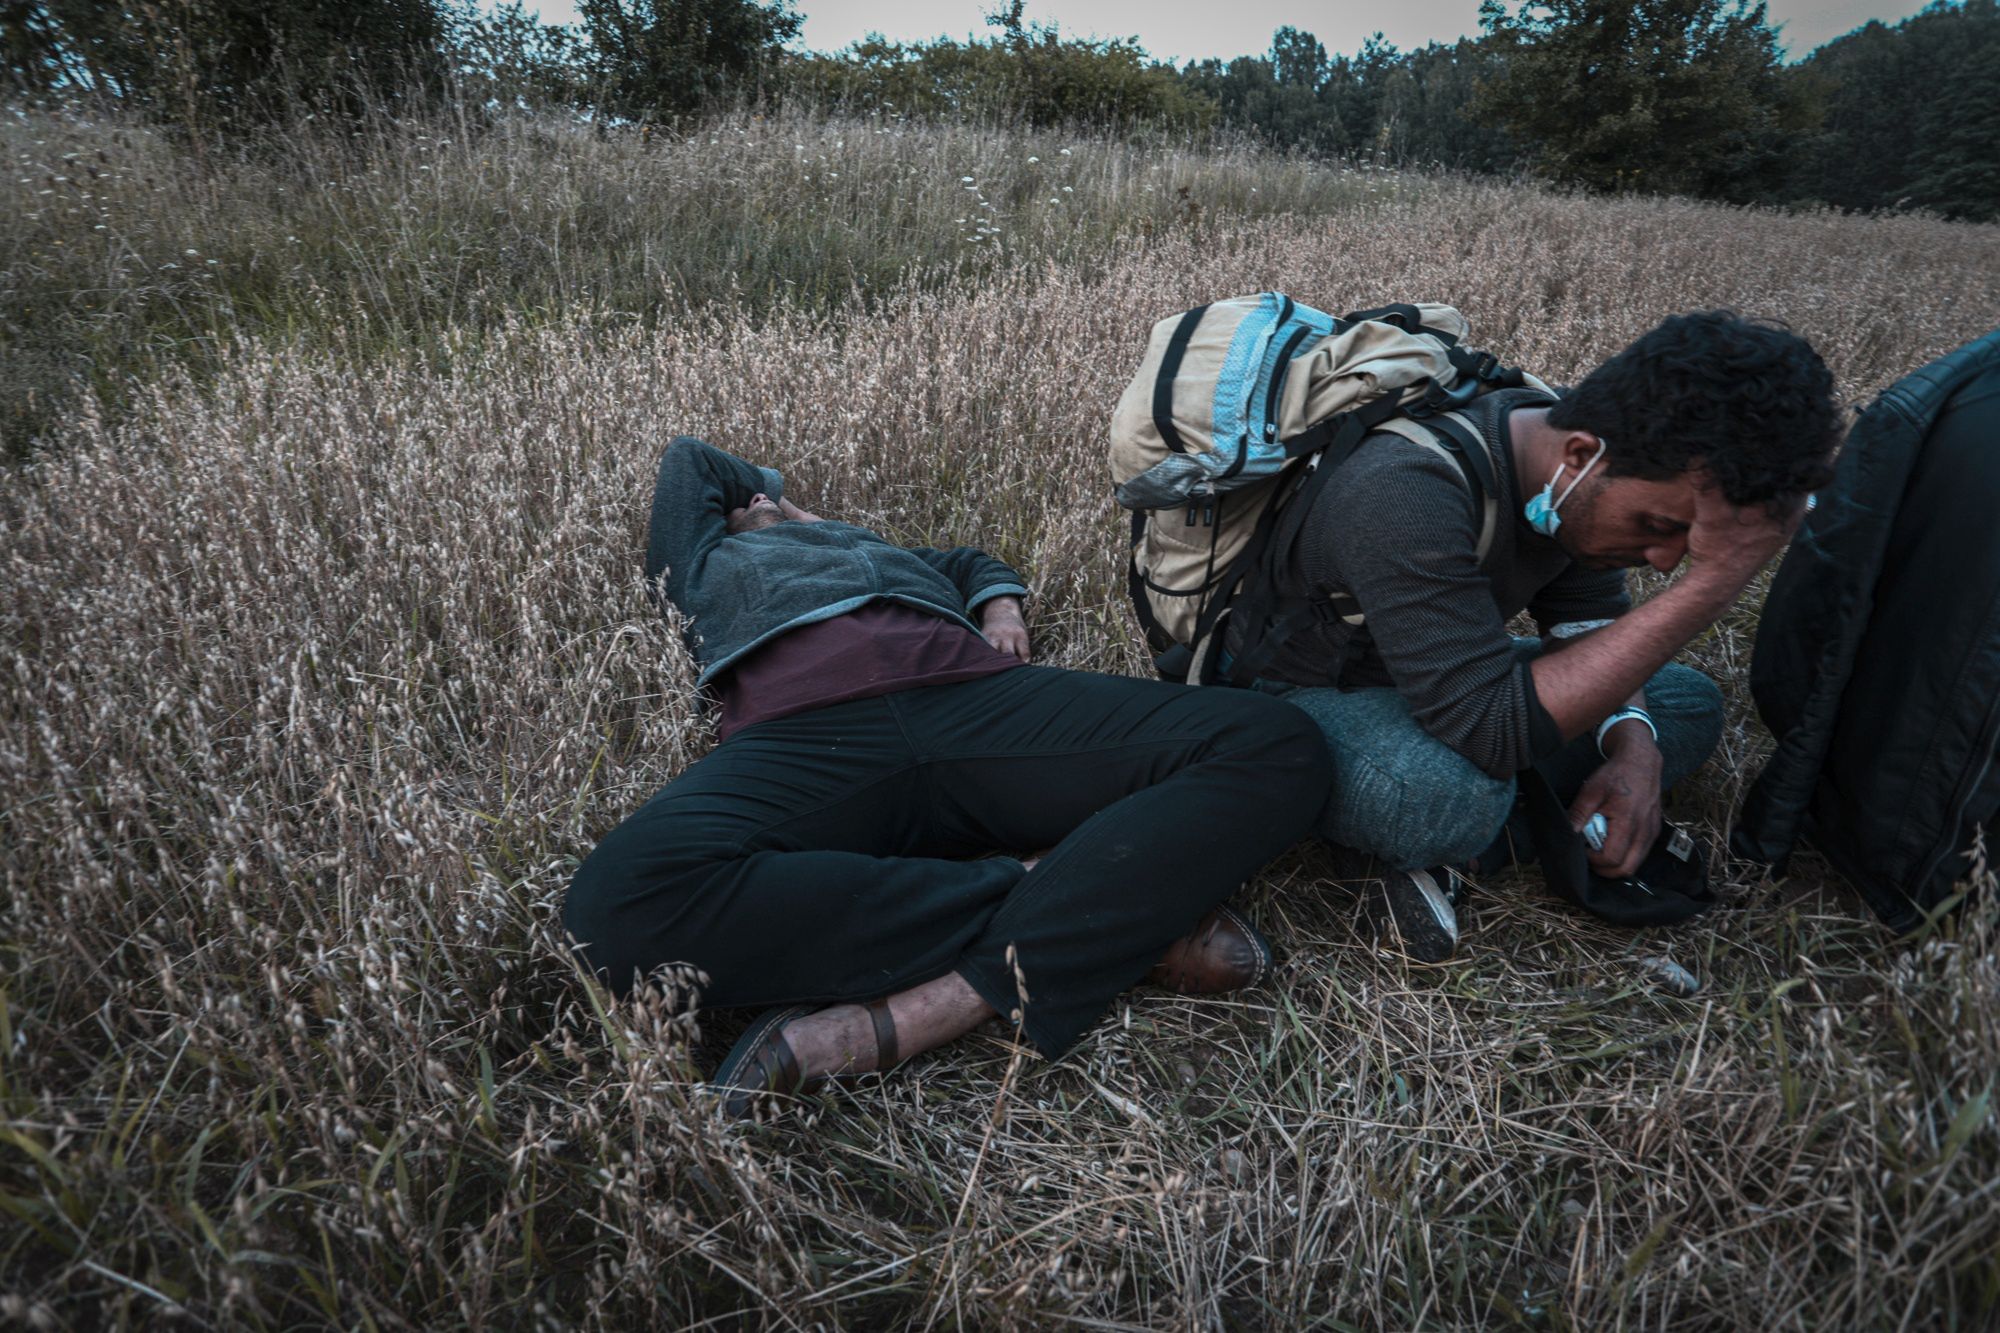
[
  {"xmin": 1908, "ymin": 37, "xmax": 2000, "ymax": 219},
  {"xmin": 3, "ymin": 0, "xmax": 451, "ymax": 132},
  {"xmin": 452, "ymin": 2, "xmax": 587, "ymax": 109},
  {"xmin": 1271, "ymin": 25, "xmax": 1326, "ymax": 89},
  {"xmin": 1377, "ymin": 39, "xmax": 1517, "ymax": 171},
  {"xmin": 783, "ymin": 10, "xmax": 1207, "ymax": 133},
  {"xmin": 1784, "ymin": 1, "xmax": 2000, "ymax": 220},
  {"xmin": 1475, "ymin": 0, "xmax": 1798, "ymax": 199},
  {"xmin": 1322, "ymin": 33, "xmax": 1403, "ymax": 156},
  {"xmin": 1177, "ymin": 27, "xmax": 1515, "ymax": 167},
  {"xmin": 579, "ymin": 0, "xmax": 800, "ymax": 120},
  {"xmin": 1178, "ymin": 29, "xmax": 1350, "ymax": 156}
]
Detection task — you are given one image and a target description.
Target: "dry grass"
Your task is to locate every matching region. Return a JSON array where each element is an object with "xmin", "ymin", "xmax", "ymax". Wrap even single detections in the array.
[
  {"xmin": 1, "ymin": 100, "xmax": 1399, "ymax": 453},
  {"xmin": 4, "ymin": 110, "xmax": 2000, "ymax": 1329}
]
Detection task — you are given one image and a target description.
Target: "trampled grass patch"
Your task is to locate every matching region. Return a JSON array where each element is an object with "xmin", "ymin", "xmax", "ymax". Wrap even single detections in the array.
[{"xmin": 3, "ymin": 106, "xmax": 1999, "ymax": 1328}]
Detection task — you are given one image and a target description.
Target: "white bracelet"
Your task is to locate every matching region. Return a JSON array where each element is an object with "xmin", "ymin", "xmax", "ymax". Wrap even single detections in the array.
[{"xmin": 1596, "ymin": 706, "xmax": 1658, "ymax": 758}]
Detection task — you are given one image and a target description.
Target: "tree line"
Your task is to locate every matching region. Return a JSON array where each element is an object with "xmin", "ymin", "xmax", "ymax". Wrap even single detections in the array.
[{"xmin": 5, "ymin": 0, "xmax": 1997, "ymax": 221}]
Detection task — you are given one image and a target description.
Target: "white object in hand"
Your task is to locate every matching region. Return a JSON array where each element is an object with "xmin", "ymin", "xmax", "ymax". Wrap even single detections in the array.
[{"xmin": 1582, "ymin": 813, "xmax": 1608, "ymax": 852}]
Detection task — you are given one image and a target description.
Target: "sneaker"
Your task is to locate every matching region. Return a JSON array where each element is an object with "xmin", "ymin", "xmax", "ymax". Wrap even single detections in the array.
[{"xmin": 1374, "ymin": 866, "xmax": 1463, "ymax": 963}]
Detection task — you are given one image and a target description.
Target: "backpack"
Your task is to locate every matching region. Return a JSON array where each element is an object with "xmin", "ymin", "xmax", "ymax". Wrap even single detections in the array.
[
  {"xmin": 1109, "ymin": 294, "xmax": 1547, "ymax": 685},
  {"xmin": 1733, "ymin": 327, "xmax": 2000, "ymax": 930}
]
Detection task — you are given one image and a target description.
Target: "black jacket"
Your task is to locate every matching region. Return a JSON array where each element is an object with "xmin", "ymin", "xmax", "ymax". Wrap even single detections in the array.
[{"xmin": 1734, "ymin": 328, "xmax": 2000, "ymax": 930}]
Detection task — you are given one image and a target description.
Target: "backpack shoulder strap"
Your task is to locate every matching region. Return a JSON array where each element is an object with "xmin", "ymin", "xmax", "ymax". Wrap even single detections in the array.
[
  {"xmin": 1216, "ymin": 406, "xmax": 1486, "ymax": 690},
  {"xmin": 1151, "ymin": 304, "xmax": 1211, "ymax": 456},
  {"xmin": 1371, "ymin": 413, "xmax": 1502, "ymax": 563}
]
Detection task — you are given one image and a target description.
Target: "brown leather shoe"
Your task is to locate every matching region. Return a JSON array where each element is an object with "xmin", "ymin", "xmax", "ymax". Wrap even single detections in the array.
[{"xmin": 1147, "ymin": 905, "xmax": 1273, "ymax": 995}]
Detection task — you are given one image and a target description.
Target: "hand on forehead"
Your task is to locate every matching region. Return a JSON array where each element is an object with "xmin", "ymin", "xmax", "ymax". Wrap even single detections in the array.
[{"xmin": 726, "ymin": 492, "xmax": 824, "ymax": 534}]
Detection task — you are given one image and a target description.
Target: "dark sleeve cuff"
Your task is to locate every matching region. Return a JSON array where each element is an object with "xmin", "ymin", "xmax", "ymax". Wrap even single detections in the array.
[
  {"xmin": 967, "ymin": 582, "xmax": 1029, "ymax": 611},
  {"xmin": 1520, "ymin": 658, "xmax": 1565, "ymax": 765}
]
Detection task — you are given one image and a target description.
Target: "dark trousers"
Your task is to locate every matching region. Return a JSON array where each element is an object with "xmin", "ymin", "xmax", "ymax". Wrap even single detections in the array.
[{"xmin": 563, "ymin": 666, "xmax": 1331, "ymax": 1056}]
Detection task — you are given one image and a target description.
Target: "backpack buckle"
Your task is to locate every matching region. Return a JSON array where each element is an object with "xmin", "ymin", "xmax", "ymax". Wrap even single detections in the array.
[
  {"xmin": 1412, "ymin": 377, "xmax": 1480, "ymax": 417},
  {"xmin": 1448, "ymin": 345, "xmax": 1503, "ymax": 384}
]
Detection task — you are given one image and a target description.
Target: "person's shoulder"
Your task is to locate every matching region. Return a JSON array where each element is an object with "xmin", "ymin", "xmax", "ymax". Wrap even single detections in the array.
[
  {"xmin": 1301, "ymin": 427, "xmax": 1487, "ymax": 564},
  {"xmin": 1318, "ymin": 429, "xmax": 1469, "ymax": 504}
]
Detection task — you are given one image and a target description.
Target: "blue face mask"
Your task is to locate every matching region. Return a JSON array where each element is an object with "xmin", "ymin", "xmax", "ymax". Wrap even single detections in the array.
[{"xmin": 1525, "ymin": 439, "xmax": 1609, "ymax": 537}]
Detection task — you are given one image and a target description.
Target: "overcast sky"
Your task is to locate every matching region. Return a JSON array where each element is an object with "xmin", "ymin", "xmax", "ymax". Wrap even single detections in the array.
[{"xmin": 520, "ymin": 1, "xmax": 1936, "ymax": 64}]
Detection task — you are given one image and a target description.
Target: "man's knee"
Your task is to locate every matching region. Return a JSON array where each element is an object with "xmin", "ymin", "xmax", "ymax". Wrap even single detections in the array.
[
  {"xmin": 1241, "ymin": 690, "xmax": 1334, "ymax": 765},
  {"xmin": 562, "ymin": 807, "xmax": 717, "ymax": 993},
  {"xmin": 1647, "ymin": 663, "xmax": 1726, "ymax": 779},
  {"xmin": 1390, "ymin": 768, "xmax": 1514, "ymax": 868},
  {"xmin": 562, "ymin": 842, "xmax": 640, "ymax": 991},
  {"xmin": 1322, "ymin": 748, "xmax": 1516, "ymax": 870},
  {"xmin": 561, "ymin": 839, "xmax": 624, "ymax": 949},
  {"xmin": 1206, "ymin": 690, "xmax": 1336, "ymax": 807}
]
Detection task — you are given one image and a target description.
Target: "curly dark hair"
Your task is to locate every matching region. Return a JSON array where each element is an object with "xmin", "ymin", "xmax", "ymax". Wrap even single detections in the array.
[{"xmin": 1548, "ymin": 310, "xmax": 1840, "ymax": 508}]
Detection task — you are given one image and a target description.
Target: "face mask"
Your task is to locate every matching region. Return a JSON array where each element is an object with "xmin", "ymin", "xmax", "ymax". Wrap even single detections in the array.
[{"xmin": 1524, "ymin": 439, "xmax": 1609, "ymax": 537}]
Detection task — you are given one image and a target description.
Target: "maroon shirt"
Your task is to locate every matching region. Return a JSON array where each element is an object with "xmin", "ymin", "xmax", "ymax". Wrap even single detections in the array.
[{"xmin": 714, "ymin": 601, "xmax": 1022, "ymax": 741}]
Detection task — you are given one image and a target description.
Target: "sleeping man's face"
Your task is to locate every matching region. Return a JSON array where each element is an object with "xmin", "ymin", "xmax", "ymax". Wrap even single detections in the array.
[{"xmin": 726, "ymin": 493, "xmax": 821, "ymax": 534}]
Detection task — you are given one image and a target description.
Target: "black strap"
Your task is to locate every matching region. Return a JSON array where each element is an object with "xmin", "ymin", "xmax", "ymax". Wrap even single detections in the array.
[
  {"xmin": 1209, "ymin": 355, "xmax": 1525, "ymax": 687},
  {"xmin": 1184, "ymin": 500, "xmax": 1282, "ymax": 661},
  {"xmin": 1152, "ymin": 306, "xmax": 1209, "ymax": 455},
  {"xmin": 1179, "ymin": 458, "xmax": 1320, "ymax": 679},
  {"xmin": 1222, "ymin": 391, "xmax": 1491, "ymax": 689},
  {"xmin": 1226, "ymin": 597, "xmax": 1353, "ymax": 689},
  {"xmin": 1218, "ymin": 409, "xmax": 1382, "ymax": 688},
  {"xmin": 1219, "ymin": 477, "xmax": 1340, "ymax": 687},
  {"xmin": 1125, "ymin": 509, "xmax": 1175, "ymax": 656},
  {"xmin": 1164, "ymin": 347, "xmax": 1516, "ymax": 687},
  {"xmin": 1281, "ymin": 385, "xmax": 1416, "ymax": 458},
  {"xmin": 1447, "ymin": 344, "xmax": 1525, "ymax": 390},
  {"xmin": 1422, "ymin": 412, "xmax": 1497, "ymax": 507},
  {"xmin": 1341, "ymin": 303, "xmax": 1458, "ymax": 346},
  {"xmin": 866, "ymin": 997, "xmax": 900, "ymax": 1068}
]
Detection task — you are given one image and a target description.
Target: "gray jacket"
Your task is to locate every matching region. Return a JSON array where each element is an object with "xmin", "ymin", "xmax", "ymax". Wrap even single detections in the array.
[{"xmin": 645, "ymin": 436, "xmax": 1028, "ymax": 688}]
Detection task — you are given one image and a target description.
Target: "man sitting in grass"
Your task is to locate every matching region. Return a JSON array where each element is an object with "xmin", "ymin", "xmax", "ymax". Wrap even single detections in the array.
[
  {"xmin": 565, "ymin": 437, "xmax": 1331, "ymax": 1117},
  {"xmin": 1236, "ymin": 311, "xmax": 1840, "ymax": 959}
]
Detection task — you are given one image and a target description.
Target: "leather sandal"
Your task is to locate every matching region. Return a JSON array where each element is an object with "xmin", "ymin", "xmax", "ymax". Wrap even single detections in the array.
[
  {"xmin": 710, "ymin": 1004, "xmax": 815, "ymax": 1120},
  {"xmin": 1147, "ymin": 905, "xmax": 1274, "ymax": 995},
  {"xmin": 863, "ymin": 997, "xmax": 899, "ymax": 1070},
  {"xmin": 711, "ymin": 999, "xmax": 902, "ymax": 1120}
]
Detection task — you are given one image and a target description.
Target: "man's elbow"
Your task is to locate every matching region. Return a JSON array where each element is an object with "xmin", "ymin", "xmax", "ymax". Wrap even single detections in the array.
[{"xmin": 1418, "ymin": 700, "xmax": 1535, "ymax": 782}]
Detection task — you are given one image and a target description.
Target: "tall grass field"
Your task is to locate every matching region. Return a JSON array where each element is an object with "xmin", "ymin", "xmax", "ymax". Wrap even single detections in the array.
[{"xmin": 4, "ymin": 102, "xmax": 2000, "ymax": 1329}]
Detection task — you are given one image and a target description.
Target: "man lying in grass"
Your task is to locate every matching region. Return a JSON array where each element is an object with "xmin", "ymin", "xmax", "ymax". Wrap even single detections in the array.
[
  {"xmin": 564, "ymin": 437, "xmax": 1331, "ymax": 1117},
  {"xmin": 1236, "ymin": 312, "xmax": 1839, "ymax": 960}
]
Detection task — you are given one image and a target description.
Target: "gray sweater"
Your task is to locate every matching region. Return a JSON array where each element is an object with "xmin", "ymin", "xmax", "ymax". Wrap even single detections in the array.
[
  {"xmin": 645, "ymin": 437, "xmax": 1029, "ymax": 688},
  {"xmin": 1238, "ymin": 390, "xmax": 1630, "ymax": 777}
]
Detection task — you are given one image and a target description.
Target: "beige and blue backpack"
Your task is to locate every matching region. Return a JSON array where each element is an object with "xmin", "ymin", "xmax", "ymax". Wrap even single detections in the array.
[{"xmin": 1109, "ymin": 295, "xmax": 1549, "ymax": 685}]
